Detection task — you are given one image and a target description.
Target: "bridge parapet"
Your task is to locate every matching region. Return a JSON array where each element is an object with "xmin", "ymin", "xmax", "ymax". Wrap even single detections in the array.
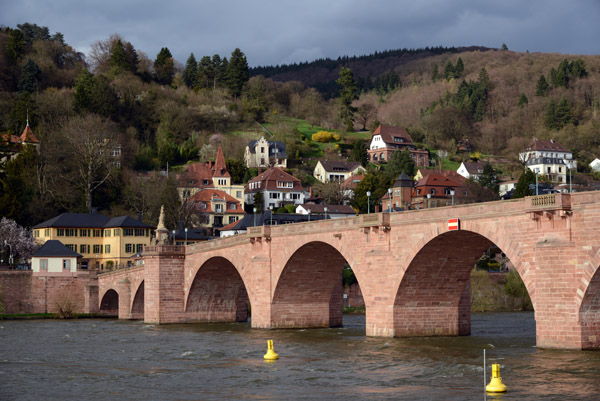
[{"xmin": 526, "ymin": 193, "xmax": 572, "ymax": 220}]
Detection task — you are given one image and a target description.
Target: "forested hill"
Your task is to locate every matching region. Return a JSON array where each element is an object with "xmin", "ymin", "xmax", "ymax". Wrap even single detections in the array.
[{"xmin": 250, "ymin": 46, "xmax": 493, "ymax": 98}]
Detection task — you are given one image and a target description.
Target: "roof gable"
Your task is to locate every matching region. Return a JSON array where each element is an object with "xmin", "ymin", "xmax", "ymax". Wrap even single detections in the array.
[
  {"xmin": 33, "ymin": 240, "xmax": 82, "ymax": 258},
  {"xmin": 372, "ymin": 125, "xmax": 414, "ymax": 147}
]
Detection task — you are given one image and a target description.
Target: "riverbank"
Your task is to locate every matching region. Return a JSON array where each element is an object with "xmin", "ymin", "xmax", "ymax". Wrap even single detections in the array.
[{"xmin": 0, "ymin": 312, "xmax": 114, "ymax": 320}]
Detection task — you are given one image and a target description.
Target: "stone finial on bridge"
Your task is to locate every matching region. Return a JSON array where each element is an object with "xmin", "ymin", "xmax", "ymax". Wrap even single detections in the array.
[{"xmin": 154, "ymin": 205, "xmax": 170, "ymax": 245}]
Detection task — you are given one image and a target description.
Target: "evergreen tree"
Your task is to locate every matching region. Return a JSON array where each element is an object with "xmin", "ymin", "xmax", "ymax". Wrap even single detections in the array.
[
  {"xmin": 545, "ymin": 99, "xmax": 558, "ymax": 130},
  {"xmin": 549, "ymin": 67, "xmax": 557, "ymax": 87},
  {"xmin": 535, "ymin": 75, "xmax": 549, "ymax": 96},
  {"xmin": 350, "ymin": 140, "xmax": 369, "ymax": 167},
  {"xmin": 336, "ymin": 67, "xmax": 359, "ymax": 132},
  {"xmin": 109, "ymin": 39, "xmax": 128, "ymax": 72},
  {"xmin": 196, "ymin": 55, "xmax": 213, "ymax": 89},
  {"xmin": 554, "ymin": 59, "xmax": 570, "ymax": 88},
  {"xmin": 443, "ymin": 60, "xmax": 455, "ymax": 80},
  {"xmin": 431, "ymin": 63, "xmax": 439, "ymax": 82},
  {"xmin": 518, "ymin": 93, "xmax": 529, "ymax": 107},
  {"xmin": 182, "ymin": 53, "xmax": 197, "ymax": 88},
  {"xmin": 454, "ymin": 57, "xmax": 464, "ymax": 78},
  {"xmin": 18, "ymin": 59, "xmax": 41, "ymax": 92},
  {"xmin": 555, "ymin": 97, "xmax": 573, "ymax": 127},
  {"xmin": 213, "ymin": 54, "xmax": 228, "ymax": 88},
  {"xmin": 386, "ymin": 149, "xmax": 416, "ymax": 179},
  {"xmin": 478, "ymin": 163, "xmax": 499, "ymax": 195},
  {"xmin": 478, "ymin": 67, "xmax": 490, "ymax": 88},
  {"xmin": 73, "ymin": 69, "xmax": 95, "ymax": 113},
  {"xmin": 513, "ymin": 169, "xmax": 536, "ymax": 198},
  {"xmin": 154, "ymin": 47, "xmax": 175, "ymax": 85},
  {"xmin": 571, "ymin": 58, "xmax": 587, "ymax": 78},
  {"xmin": 501, "ymin": 43, "xmax": 508, "ymax": 51},
  {"xmin": 226, "ymin": 48, "xmax": 249, "ymax": 97}
]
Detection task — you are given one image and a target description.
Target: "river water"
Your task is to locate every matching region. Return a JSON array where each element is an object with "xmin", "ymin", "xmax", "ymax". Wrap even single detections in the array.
[{"xmin": 1, "ymin": 313, "xmax": 599, "ymax": 401}]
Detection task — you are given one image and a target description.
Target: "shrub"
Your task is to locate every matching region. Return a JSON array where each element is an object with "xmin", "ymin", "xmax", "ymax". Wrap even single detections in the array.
[
  {"xmin": 332, "ymin": 133, "xmax": 341, "ymax": 141},
  {"xmin": 312, "ymin": 130, "xmax": 334, "ymax": 143},
  {"xmin": 55, "ymin": 290, "xmax": 80, "ymax": 319}
]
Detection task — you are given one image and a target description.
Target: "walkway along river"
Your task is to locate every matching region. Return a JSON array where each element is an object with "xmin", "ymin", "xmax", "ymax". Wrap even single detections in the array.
[{"xmin": 1, "ymin": 313, "xmax": 599, "ymax": 401}]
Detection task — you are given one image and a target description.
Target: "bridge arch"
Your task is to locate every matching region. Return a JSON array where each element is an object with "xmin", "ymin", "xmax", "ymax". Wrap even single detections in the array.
[
  {"xmin": 130, "ymin": 280, "xmax": 144, "ymax": 320},
  {"xmin": 99, "ymin": 288, "xmax": 119, "ymax": 316},
  {"xmin": 577, "ymin": 249, "xmax": 600, "ymax": 349},
  {"xmin": 185, "ymin": 256, "xmax": 249, "ymax": 322},
  {"xmin": 394, "ymin": 229, "xmax": 534, "ymax": 337},
  {"xmin": 271, "ymin": 241, "xmax": 354, "ymax": 328}
]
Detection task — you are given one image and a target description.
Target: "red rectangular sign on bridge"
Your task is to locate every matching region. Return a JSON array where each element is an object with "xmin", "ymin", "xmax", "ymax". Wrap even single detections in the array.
[{"xmin": 448, "ymin": 218, "xmax": 460, "ymax": 231}]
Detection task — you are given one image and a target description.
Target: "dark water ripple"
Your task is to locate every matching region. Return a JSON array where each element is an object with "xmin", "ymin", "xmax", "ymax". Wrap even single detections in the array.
[{"xmin": 1, "ymin": 313, "xmax": 599, "ymax": 401}]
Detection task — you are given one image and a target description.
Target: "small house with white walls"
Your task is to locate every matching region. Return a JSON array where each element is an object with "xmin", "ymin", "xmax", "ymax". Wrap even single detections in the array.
[
  {"xmin": 590, "ymin": 158, "xmax": 600, "ymax": 172},
  {"xmin": 519, "ymin": 139, "xmax": 575, "ymax": 184},
  {"xmin": 313, "ymin": 160, "xmax": 365, "ymax": 183},
  {"xmin": 457, "ymin": 161, "xmax": 486, "ymax": 180},
  {"xmin": 31, "ymin": 240, "xmax": 82, "ymax": 274},
  {"xmin": 244, "ymin": 136, "xmax": 287, "ymax": 168}
]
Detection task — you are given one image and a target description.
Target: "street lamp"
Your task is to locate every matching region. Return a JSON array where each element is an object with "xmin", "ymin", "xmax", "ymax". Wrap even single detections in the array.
[
  {"xmin": 450, "ymin": 189, "xmax": 455, "ymax": 206},
  {"xmin": 172, "ymin": 230, "xmax": 176, "ymax": 244},
  {"xmin": 427, "ymin": 193, "xmax": 431, "ymax": 209},
  {"xmin": 308, "ymin": 209, "xmax": 311, "ymax": 222},
  {"xmin": 563, "ymin": 159, "xmax": 572, "ymax": 193},
  {"xmin": 3, "ymin": 240, "xmax": 13, "ymax": 265},
  {"xmin": 184, "ymin": 227, "xmax": 188, "ymax": 245},
  {"xmin": 388, "ymin": 188, "xmax": 392, "ymax": 212},
  {"xmin": 535, "ymin": 171, "xmax": 539, "ymax": 195},
  {"xmin": 269, "ymin": 205, "xmax": 273, "ymax": 226},
  {"xmin": 366, "ymin": 191, "xmax": 371, "ymax": 214},
  {"xmin": 253, "ymin": 207, "xmax": 257, "ymax": 227},
  {"xmin": 324, "ymin": 207, "xmax": 328, "ymax": 220}
]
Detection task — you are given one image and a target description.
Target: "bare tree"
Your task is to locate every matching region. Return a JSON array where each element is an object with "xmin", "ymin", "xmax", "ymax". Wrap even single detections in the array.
[
  {"xmin": 315, "ymin": 181, "xmax": 347, "ymax": 205},
  {"xmin": 48, "ymin": 114, "xmax": 120, "ymax": 213}
]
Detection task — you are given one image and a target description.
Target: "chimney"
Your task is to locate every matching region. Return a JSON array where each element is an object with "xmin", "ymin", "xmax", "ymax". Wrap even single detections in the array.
[{"xmin": 138, "ymin": 211, "xmax": 143, "ymax": 222}]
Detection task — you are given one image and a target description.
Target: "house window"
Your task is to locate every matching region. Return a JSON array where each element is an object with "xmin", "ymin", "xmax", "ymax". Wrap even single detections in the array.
[
  {"xmin": 202, "ymin": 180, "xmax": 210, "ymax": 185},
  {"xmin": 93, "ymin": 244, "xmax": 102, "ymax": 254},
  {"xmin": 136, "ymin": 244, "xmax": 143, "ymax": 253},
  {"xmin": 416, "ymin": 189, "xmax": 421, "ymax": 195},
  {"xmin": 80, "ymin": 229, "xmax": 90, "ymax": 237},
  {"xmin": 269, "ymin": 193, "xmax": 280, "ymax": 199},
  {"xmin": 105, "ymin": 244, "xmax": 111, "ymax": 254},
  {"xmin": 230, "ymin": 203, "xmax": 237, "ymax": 210},
  {"xmin": 40, "ymin": 259, "xmax": 48, "ymax": 270},
  {"xmin": 80, "ymin": 244, "xmax": 89, "ymax": 254},
  {"xmin": 45, "ymin": 229, "xmax": 49, "ymax": 236},
  {"xmin": 93, "ymin": 230, "xmax": 103, "ymax": 237},
  {"xmin": 63, "ymin": 259, "xmax": 70, "ymax": 270},
  {"xmin": 430, "ymin": 189, "xmax": 436, "ymax": 195},
  {"xmin": 215, "ymin": 204, "xmax": 223, "ymax": 213},
  {"xmin": 290, "ymin": 193, "xmax": 300, "ymax": 200},
  {"xmin": 66, "ymin": 244, "xmax": 76, "ymax": 252},
  {"xmin": 229, "ymin": 216, "xmax": 238, "ymax": 224},
  {"xmin": 124, "ymin": 228, "xmax": 134, "ymax": 236},
  {"xmin": 260, "ymin": 147, "xmax": 265, "ymax": 153},
  {"xmin": 126, "ymin": 244, "xmax": 133, "ymax": 253},
  {"xmin": 104, "ymin": 229, "xmax": 111, "ymax": 237},
  {"xmin": 373, "ymin": 154, "xmax": 378, "ymax": 161},
  {"xmin": 277, "ymin": 181, "xmax": 293, "ymax": 188},
  {"xmin": 135, "ymin": 229, "xmax": 145, "ymax": 236},
  {"xmin": 58, "ymin": 229, "xmax": 64, "ymax": 236},
  {"xmin": 236, "ymin": 191, "xmax": 242, "ymax": 198},
  {"xmin": 114, "ymin": 229, "xmax": 120, "ymax": 236}
]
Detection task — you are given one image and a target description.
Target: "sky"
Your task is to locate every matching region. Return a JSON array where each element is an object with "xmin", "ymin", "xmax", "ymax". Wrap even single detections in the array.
[{"xmin": 1, "ymin": 0, "xmax": 599, "ymax": 67}]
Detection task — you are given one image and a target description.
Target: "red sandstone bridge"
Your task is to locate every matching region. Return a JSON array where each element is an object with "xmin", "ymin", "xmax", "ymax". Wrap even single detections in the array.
[{"xmin": 94, "ymin": 192, "xmax": 600, "ymax": 350}]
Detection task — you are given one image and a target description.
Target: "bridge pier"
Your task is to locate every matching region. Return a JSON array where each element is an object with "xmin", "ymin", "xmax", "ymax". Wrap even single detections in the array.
[
  {"xmin": 118, "ymin": 278, "xmax": 131, "ymax": 320},
  {"xmin": 144, "ymin": 246, "xmax": 186, "ymax": 324}
]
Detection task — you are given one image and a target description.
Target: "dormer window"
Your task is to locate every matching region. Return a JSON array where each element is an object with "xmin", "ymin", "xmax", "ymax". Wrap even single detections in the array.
[
  {"xmin": 430, "ymin": 189, "xmax": 436, "ymax": 195},
  {"xmin": 393, "ymin": 137, "xmax": 404, "ymax": 143}
]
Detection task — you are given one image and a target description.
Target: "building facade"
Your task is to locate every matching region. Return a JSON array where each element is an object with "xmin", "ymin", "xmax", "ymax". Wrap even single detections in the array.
[
  {"xmin": 519, "ymin": 139, "xmax": 575, "ymax": 184},
  {"xmin": 245, "ymin": 167, "xmax": 306, "ymax": 210},
  {"xmin": 187, "ymin": 188, "xmax": 245, "ymax": 229},
  {"xmin": 367, "ymin": 124, "xmax": 429, "ymax": 167},
  {"xmin": 313, "ymin": 160, "xmax": 366, "ymax": 183},
  {"xmin": 244, "ymin": 136, "xmax": 287, "ymax": 168},
  {"xmin": 33, "ymin": 213, "xmax": 154, "ymax": 270}
]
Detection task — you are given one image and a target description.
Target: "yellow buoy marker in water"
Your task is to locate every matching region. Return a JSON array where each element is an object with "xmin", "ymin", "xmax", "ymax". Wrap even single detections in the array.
[
  {"xmin": 486, "ymin": 363, "xmax": 507, "ymax": 393},
  {"xmin": 263, "ymin": 340, "xmax": 279, "ymax": 360}
]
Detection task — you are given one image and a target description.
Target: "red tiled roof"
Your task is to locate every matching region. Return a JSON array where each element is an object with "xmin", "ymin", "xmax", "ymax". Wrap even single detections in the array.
[
  {"xmin": 372, "ymin": 125, "xmax": 414, "ymax": 147},
  {"xmin": 420, "ymin": 169, "xmax": 466, "ymax": 182},
  {"xmin": 526, "ymin": 138, "xmax": 569, "ymax": 152},
  {"xmin": 188, "ymin": 189, "xmax": 245, "ymax": 214},
  {"xmin": 413, "ymin": 173, "xmax": 466, "ymax": 198},
  {"xmin": 213, "ymin": 146, "xmax": 230, "ymax": 178},
  {"xmin": 246, "ymin": 167, "xmax": 303, "ymax": 193},
  {"xmin": 342, "ymin": 174, "xmax": 364, "ymax": 190},
  {"xmin": 20, "ymin": 124, "xmax": 39, "ymax": 143}
]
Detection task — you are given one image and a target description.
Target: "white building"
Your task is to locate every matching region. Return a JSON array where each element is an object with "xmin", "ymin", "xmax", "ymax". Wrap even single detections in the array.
[
  {"xmin": 244, "ymin": 136, "xmax": 287, "ymax": 168},
  {"xmin": 457, "ymin": 161, "xmax": 486, "ymax": 180},
  {"xmin": 31, "ymin": 240, "xmax": 82, "ymax": 274},
  {"xmin": 519, "ymin": 139, "xmax": 575, "ymax": 184},
  {"xmin": 245, "ymin": 167, "xmax": 306, "ymax": 210},
  {"xmin": 313, "ymin": 160, "xmax": 366, "ymax": 183},
  {"xmin": 589, "ymin": 158, "xmax": 600, "ymax": 172}
]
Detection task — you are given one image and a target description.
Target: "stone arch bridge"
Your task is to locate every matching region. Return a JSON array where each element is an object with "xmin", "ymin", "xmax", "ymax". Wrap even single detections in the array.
[{"xmin": 96, "ymin": 192, "xmax": 600, "ymax": 350}]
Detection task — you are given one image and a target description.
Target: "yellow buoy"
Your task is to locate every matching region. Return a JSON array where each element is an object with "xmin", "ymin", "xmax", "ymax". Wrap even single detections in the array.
[
  {"xmin": 263, "ymin": 340, "xmax": 279, "ymax": 360},
  {"xmin": 486, "ymin": 363, "xmax": 507, "ymax": 393}
]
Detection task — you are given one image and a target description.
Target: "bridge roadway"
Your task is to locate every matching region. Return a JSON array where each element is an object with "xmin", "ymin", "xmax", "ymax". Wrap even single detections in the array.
[{"xmin": 96, "ymin": 192, "xmax": 600, "ymax": 350}]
